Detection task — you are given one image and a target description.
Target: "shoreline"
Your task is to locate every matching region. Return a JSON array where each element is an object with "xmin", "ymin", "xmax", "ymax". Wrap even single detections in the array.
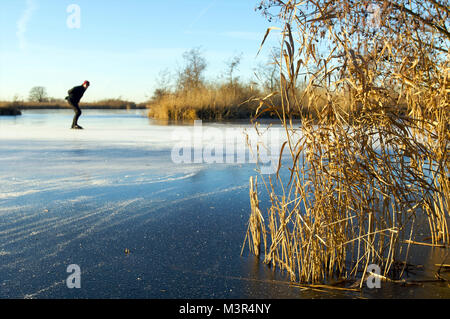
[
  {"xmin": 2, "ymin": 106, "xmax": 285, "ymax": 122},
  {"xmin": 0, "ymin": 101, "xmax": 147, "ymax": 113},
  {"xmin": 16, "ymin": 105, "xmax": 147, "ymax": 110},
  {"xmin": 0, "ymin": 106, "xmax": 22, "ymax": 116}
]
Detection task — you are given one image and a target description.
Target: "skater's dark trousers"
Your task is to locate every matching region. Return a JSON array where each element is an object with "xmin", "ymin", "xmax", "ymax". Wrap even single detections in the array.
[{"xmin": 68, "ymin": 100, "xmax": 82, "ymax": 127}]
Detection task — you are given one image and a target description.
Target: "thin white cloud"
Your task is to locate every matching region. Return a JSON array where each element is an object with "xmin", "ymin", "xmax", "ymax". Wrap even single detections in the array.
[
  {"xmin": 186, "ymin": 0, "xmax": 217, "ymax": 31},
  {"xmin": 220, "ymin": 31, "xmax": 264, "ymax": 41},
  {"xmin": 16, "ymin": 0, "xmax": 37, "ymax": 50}
]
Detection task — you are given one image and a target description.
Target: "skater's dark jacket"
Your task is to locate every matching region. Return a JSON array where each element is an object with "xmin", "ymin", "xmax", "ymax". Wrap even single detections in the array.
[{"xmin": 66, "ymin": 85, "xmax": 86, "ymax": 104}]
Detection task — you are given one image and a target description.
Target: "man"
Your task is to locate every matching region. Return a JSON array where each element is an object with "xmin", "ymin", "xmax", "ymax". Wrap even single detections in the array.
[{"xmin": 66, "ymin": 80, "xmax": 90, "ymax": 129}]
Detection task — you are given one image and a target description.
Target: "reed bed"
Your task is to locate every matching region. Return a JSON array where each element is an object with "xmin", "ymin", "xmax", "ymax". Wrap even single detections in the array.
[
  {"xmin": 243, "ymin": 0, "xmax": 449, "ymax": 285},
  {"xmin": 147, "ymin": 84, "xmax": 262, "ymax": 121}
]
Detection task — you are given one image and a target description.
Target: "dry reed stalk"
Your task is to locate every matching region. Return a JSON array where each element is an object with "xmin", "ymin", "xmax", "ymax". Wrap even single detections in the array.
[{"xmin": 243, "ymin": 0, "xmax": 449, "ymax": 285}]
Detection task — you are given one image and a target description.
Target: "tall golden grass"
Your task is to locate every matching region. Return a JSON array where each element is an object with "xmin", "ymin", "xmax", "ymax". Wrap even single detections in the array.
[
  {"xmin": 147, "ymin": 81, "xmax": 339, "ymax": 121},
  {"xmin": 147, "ymin": 83, "xmax": 262, "ymax": 121},
  {"xmin": 243, "ymin": 0, "xmax": 449, "ymax": 285}
]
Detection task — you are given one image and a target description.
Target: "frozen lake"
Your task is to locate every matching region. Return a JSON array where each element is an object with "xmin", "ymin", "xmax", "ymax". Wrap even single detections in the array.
[
  {"xmin": 0, "ymin": 109, "xmax": 299, "ymax": 299},
  {"xmin": 0, "ymin": 110, "xmax": 448, "ymax": 299}
]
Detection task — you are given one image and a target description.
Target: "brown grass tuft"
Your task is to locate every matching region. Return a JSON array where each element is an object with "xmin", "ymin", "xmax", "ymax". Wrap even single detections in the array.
[{"xmin": 243, "ymin": 0, "xmax": 449, "ymax": 285}]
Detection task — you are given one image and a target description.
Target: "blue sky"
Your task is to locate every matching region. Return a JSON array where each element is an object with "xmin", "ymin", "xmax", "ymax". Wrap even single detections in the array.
[{"xmin": 0, "ymin": 0, "xmax": 279, "ymax": 102}]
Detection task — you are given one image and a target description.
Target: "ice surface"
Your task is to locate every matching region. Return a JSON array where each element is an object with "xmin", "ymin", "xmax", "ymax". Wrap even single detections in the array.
[
  {"xmin": 0, "ymin": 110, "xmax": 300, "ymax": 299},
  {"xmin": 0, "ymin": 110, "xmax": 447, "ymax": 299},
  {"xmin": 0, "ymin": 110, "xmax": 288, "ymax": 205}
]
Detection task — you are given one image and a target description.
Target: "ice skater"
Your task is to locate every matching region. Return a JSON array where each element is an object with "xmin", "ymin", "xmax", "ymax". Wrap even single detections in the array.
[{"xmin": 65, "ymin": 80, "xmax": 90, "ymax": 129}]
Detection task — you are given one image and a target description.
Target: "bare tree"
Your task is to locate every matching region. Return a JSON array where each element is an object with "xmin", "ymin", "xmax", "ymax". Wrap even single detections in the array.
[
  {"xmin": 176, "ymin": 47, "xmax": 207, "ymax": 91},
  {"xmin": 151, "ymin": 68, "xmax": 173, "ymax": 100},
  {"xmin": 28, "ymin": 86, "xmax": 48, "ymax": 103},
  {"xmin": 253, "ymin": 56, "xmax": 279, "ymax": 93},
  {"xmin": 225, "ymin": 53, "xmax": 243, "ymax": 87}
]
